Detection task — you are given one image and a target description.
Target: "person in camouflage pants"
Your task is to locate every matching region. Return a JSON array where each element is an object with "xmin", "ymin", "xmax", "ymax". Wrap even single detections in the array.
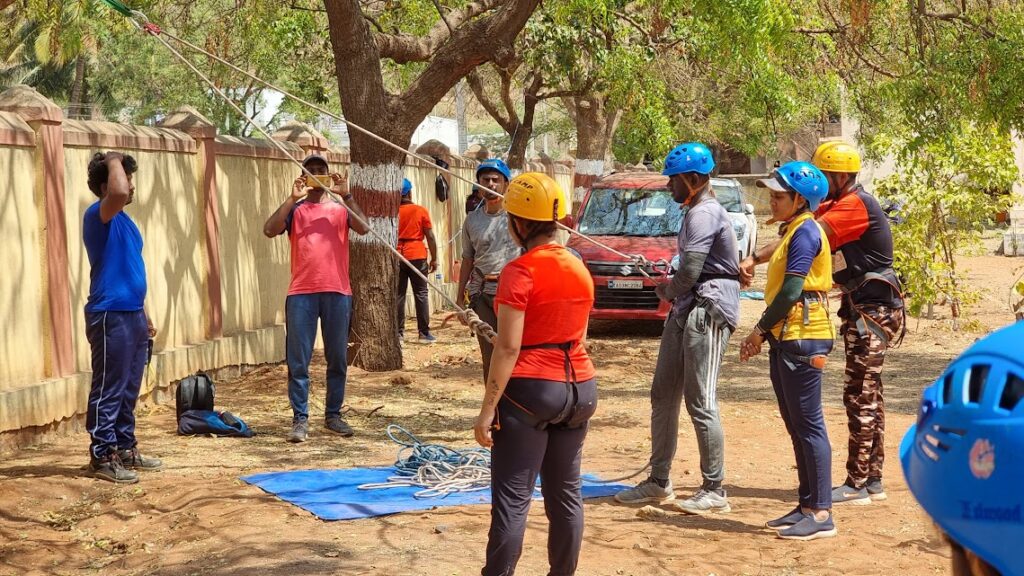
[
  {"xmin": 743, "ymin": 142, "xmax": 907, "ymax": 505},
  {"xmin": 841, "ymin": 304, "xmax": 903, "ymax": 501}
]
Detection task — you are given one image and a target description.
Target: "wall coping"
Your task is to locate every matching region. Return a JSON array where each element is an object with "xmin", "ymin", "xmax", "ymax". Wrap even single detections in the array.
[
  {"xmin": 215, "ymin": 135, "xmax": 303, "ymax": 160},
  {"xmin": 0, "ymin": 111, "xmax": 35, "ymax": 147},
  {"xmin": 63, "ymin": 119, "xmax": 197, "ymax": 153}
]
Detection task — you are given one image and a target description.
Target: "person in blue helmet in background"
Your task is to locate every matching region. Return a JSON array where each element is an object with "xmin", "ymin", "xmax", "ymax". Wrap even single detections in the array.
[
  {"xmin": 457, "ymin": 158, "xmax": 522, "ymax": 383},
  {"xmin": 396, "ymin": 178, "xmax": 438, "ymax": 343},
  {"xmin": 901, "ymin": 320, "xmax": 1024, "ymax": 576},
  {"xmin": 615, "ymin": 143, "xmax": 741, "ymax": 515},
  {"xmin": 739, "ymin": 161, "xmax": 836, "ymax": 540}
]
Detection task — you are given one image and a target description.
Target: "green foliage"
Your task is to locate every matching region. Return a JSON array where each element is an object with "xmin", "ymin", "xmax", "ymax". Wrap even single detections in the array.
[{"xmin": 874, "ymin": 123, "xmax": 1019, "ymax": 319}]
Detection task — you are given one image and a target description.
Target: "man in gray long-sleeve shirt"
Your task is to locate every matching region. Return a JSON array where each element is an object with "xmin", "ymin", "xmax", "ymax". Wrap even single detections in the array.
[
  {"xmin": 614, "ymin": 143, "xmax": 740, "ymax": 515},
  {"xmin": 456, "ymin": 159, "xmax": 520, "ymax": 382}
]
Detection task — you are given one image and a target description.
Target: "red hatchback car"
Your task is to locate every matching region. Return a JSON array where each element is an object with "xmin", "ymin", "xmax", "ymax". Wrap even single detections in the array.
[{"xmin": 567, "ymin": 172, "xmax": 756, "ymax": 321}]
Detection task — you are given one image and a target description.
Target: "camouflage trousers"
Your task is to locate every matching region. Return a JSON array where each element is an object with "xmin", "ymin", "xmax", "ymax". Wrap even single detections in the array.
[{"xmin": 841, "ymin": 305, "xmax": 904, "ymax": 488}]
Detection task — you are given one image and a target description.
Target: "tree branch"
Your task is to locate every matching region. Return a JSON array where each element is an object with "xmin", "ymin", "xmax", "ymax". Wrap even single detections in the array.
[
  {"xmin": 374, "ymin": 0, "xmax": 503, "ymax": 64},
  {"xmin": 400, "ymin": 0, "xmax": 541, "ymax": 124},
  {"xmin": 466, "ymin": 67, "xmax": 513, "ymax": 131}
]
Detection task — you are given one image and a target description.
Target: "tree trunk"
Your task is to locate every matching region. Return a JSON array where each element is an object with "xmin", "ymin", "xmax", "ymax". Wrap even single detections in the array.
[
  {"xmin": 69, "ymin": 56, "xmax": 86, "ymax": 120},
  {"xmin": 324, "ymin": 0, "xmax": 540, "ymax": 370},
  {"xmin": 567, "ymin": 95, "xmax": 619, "ymax": 212}
]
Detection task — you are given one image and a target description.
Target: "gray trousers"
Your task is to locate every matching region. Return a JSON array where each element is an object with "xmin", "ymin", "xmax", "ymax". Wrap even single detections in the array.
[
  {"xmin": 649, "ymin": 301, "xmax": 732, "ymax": 489},
  {"xmin": 471, "ymin": 291, "xmax": 498, "ymax": 383}
]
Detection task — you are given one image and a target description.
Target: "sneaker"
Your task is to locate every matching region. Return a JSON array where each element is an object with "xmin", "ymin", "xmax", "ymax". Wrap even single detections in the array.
[
  {"xmin": 613, "ymin": 477, "xmax": 675, "ymax": 504},
  {"xmin": 673, "ymin": 488, "xmax": 731, "ymax": 515},
  {"xmin": 88, "ymin": 453, "xmax": 139, "ymax": 484},
  {"xmin": 418, "ymin": 333, "xmax": 437, "ymax": 344},
  {"xmin": 117, "ymin": 447, "xmax": 163, "ymax": 471},
  {"xmin": 866, "ymin": 477, "xmax": 888, "ymax": 501},
  {"xmin": 765, "ymin": 506, "xmax": 805, "ymax": 531},
  {"xmin": 288, "ymin": 419, "xmax": 308, "ymax": 443},
  {"xmin": 325, "ymin": 416, "xmax": 354, "ymax": 437},
  {"xmin": 777, "ymin": 512, "xmax": 837, "ymax": 541},
  {"xmin": 831, "ymin": 483, "xmax": 871, "ymax": 505}
]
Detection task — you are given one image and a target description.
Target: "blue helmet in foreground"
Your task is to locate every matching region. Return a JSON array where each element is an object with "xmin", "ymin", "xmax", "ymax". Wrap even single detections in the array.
[
  {"xmin": 756, "ymin": 161, "xmax": 828, "ymax": 212},
  {"xmin": 401, "ymin": 178, "xmax": 412, "ymax": 196},
  {"xmin": 662, "ymin": 142, "xmax": 715, "ymax": 176},
  {"xmin": 476, "ymin": 158, "xmax": 512, "ymax": 182},
  {"xmin": 900, "ymin": 321, "xmax": 1024, "ymax": 576}
]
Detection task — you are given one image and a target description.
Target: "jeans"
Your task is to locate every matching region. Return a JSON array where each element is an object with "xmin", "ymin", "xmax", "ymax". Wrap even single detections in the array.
[
  {"xmin": 769, "ymin": 338, "xmax": 834, "ymax": 509},
  {"xmin": 649, "ymin": 302, "xmax": 732, "ymax": 489},
  {"xmin": 85, "ymin": 310, "xmax": 149, "ymax": 459},
  {"xmin": 286, "ymin": 292, "xmax": 351, "ymax": 422},
  {"xmin": 397, "ymin": 258, "xmax": 431, "ymax": 337}
]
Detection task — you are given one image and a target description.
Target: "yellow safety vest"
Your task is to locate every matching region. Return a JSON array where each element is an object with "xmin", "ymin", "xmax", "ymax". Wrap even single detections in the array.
[{"xmin": 764, "ymin": 212, "xmax": 834, "ymax": 341}]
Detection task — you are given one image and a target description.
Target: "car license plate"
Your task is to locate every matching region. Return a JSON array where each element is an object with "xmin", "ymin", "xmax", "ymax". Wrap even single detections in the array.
[{"xmin": 607, "ymin": 279, "xmax": 643, "ymax": 290}]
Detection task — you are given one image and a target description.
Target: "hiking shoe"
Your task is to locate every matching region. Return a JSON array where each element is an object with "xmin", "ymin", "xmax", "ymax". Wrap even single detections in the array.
[
  {"xmin": 117, "ymin": 447, "xmax": 163, "ymax": 471},
  {"xmin": 777, "ymin": 513, "xmax": 837, "ymax": 541},
  {"xmin": 418, "ymin": 333, "xmax": 437, "ymax": 344},
  {"xmin": 673, "ymin": 488, "xmax": 731, "ymax": 515},
  {"xmin": 765, "ymin": 506, "xmax": 805, "ymax": 531},
  {"xmin": 288, "ymin": 419, "xmax": 308, "ymax": 443},
  {"xmin": 831, "ymin": 483, "xmax": 871, "ymax": 505},
  {"xmin": 613, "ymin": 477, "xmax": 675, "ymax": 504},
  {"xmin": 325, "ymin": 416, "xmax": 354, "ymax": 437},
  {"xmin": 866, "ymin": 477, "xmax": 888, "ymax": 501},
  {"xmin": 89, "ymin": 454, "xmax": 139, "ymax": 484}
]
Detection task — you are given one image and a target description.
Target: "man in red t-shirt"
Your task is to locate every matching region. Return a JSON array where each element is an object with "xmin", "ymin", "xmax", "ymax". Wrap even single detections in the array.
[
  {"xmin": 396, "ymin": 178, "xmax": 438, "ymax": 342},
  {"xmin": 263, "ymin": 154, "xmax": 369, "ymax": 443}
]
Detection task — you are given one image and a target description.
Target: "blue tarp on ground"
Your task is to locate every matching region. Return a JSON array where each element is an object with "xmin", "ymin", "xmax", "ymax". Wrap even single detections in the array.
[{"xmin": 242, "ymin": 467, "xmax": 631, "ymax": 521}]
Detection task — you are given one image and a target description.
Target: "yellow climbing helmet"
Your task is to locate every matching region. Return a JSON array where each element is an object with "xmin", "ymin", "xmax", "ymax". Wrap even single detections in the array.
[
  {"xmin": 812, "ymin": 141, "xmax": 861, "ymax": 173},
  {"xmin": 503, "ymin": 172, "xmax": 568, "ymax": 222}
]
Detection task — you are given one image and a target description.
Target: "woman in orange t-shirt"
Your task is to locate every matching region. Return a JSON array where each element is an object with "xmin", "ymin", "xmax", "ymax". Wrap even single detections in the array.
[{"xmin": 473, "ymin": 172, "xmax": 597, "ymax": 576}]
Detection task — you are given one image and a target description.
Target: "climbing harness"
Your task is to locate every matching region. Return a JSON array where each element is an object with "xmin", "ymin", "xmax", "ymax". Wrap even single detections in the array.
[{"xmin": 357, "ymin": 425, "xmax": 492, "ymax": 498}]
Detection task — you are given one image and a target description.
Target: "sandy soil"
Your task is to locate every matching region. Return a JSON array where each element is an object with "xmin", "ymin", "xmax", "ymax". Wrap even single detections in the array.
[{"xmin": 2, "ymin": 233, "xmax": 1021, "ymax": 576}]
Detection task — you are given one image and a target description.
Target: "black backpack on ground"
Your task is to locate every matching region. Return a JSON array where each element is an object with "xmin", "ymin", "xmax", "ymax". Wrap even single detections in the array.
[{"xmin": 176, "ymin": 372, "xmax": 215, "ymax": 421}]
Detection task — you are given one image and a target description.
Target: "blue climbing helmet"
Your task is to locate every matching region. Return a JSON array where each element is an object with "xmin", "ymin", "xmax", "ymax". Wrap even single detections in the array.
[
  {"xmin": 900, "ymin": 321, "xmax": 1024, "ymax": 576},
  {"xmin": 662, "ymin": 142, "xmax": 715, "ymax": 176},
  {"xmin": 756, "ymin": 161, "xmax": 828, "ymax": 212},
  {"xmin": 476, "ymin": 158, "xmax": 511, "ymax": 182},
  {"xmin": 401, "ymin": 178, "xmax": 412, "ymax": 196}
]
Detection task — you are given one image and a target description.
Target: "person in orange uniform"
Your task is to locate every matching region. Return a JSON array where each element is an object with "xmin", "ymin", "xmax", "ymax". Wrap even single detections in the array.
[
  {"xmin": 473, "ymin": 172, "xmax": 598, "ymax": 576},
  {"xmin": 396, "ymin": 178, "xmax": 438, "ymax": 342}
]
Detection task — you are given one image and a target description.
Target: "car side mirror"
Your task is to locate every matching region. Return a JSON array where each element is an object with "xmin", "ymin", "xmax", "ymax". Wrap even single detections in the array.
[
  {"xmin": 745, "ymin": 203, "xmax": 755, "ymax": 215},
  {"xmin": 562, "ymin": 214, "xmax": 576, "ymax": 229}
]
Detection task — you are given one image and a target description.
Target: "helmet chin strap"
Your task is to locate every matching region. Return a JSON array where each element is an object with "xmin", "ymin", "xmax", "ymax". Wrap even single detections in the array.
[{"xmin": 681, "ymin": 176, "xmax": 704, "ymax": 206}]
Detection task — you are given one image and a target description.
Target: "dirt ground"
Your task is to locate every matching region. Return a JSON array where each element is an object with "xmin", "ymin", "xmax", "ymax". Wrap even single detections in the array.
[{"xmin": 2, "ymin": 233, "xmax": 1022, "ymax": 576}]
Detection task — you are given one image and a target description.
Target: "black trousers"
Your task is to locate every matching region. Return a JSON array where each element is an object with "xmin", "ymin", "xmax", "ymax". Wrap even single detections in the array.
[
  {"xmin": 483, "ymin": 377, "xmax": 598, "ymax": 576},
  {"xmin": 396, "ymin": 258, "xmax": 431, "ymax": 337}
]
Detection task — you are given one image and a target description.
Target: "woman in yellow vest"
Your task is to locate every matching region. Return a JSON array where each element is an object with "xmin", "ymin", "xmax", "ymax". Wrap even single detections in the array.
[{"xmin": 740, "ymin": 161, "xmax": 836, "ymax": 540}]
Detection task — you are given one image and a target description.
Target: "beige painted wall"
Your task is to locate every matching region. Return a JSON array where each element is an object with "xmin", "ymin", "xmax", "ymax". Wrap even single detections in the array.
[
  {"xmin": 0, "ymin": 143, "xmax": 43, "ymax": 390},
  {"xmin": 216, "ymin": 153, "xmax": 295, "ymax": 336},
  {"xmin": 64, "ymin": 145, "xmax": 206, "ymax": 373}
]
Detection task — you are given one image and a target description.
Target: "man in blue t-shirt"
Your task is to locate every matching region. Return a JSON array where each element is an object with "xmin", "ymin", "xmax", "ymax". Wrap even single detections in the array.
[{"xmin": 82, "ymin": 151, "xmax": 161, "ymax": 484}]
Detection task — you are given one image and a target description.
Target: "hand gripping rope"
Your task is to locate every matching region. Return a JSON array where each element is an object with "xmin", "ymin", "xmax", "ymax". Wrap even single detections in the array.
[{"xmin": 104, "ymin": 2, "xmax": 667, "ymax": 290}]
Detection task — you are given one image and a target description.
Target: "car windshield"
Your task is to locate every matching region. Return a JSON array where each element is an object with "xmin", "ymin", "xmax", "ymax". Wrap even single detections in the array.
[
  {"xmin": 577, "ymin": 187, "xmax": 683, "ymax": 236},
  {"xmin": 712, "ymin": 183, "xmax": 745, "ymax": 213}
]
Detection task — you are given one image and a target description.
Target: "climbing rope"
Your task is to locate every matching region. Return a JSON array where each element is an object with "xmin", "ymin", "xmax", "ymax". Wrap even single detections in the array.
[
  {"xmin": 358, "ymin": 425, "xmax": 492, "ymax": 498},
  {"xmin": 105, "ymin": 4, "xmax": 665, "ymax": 286}
]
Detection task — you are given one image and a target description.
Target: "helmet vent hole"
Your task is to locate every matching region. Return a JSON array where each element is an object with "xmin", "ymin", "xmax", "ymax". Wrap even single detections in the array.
[
  {"xmin": 942, "ymin": 372, "xmax": 954, "ymax": 405},
  {"xmin": 920, "ymin": 442, "xmax": 940, "ymax": 461},
  {"xmin": 999, "ymin": 372, "xmax": 1024, "ymax": 412},
  {"xmin": 967, "ymin": 364, "xmax": 989, "ymax": 405}
]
